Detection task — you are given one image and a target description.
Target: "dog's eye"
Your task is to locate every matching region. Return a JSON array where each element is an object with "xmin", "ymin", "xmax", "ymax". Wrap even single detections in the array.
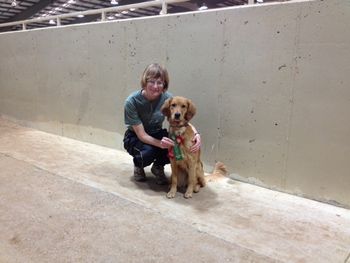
[
  {"xmin": 181, "ymin": 105, "xmax": 186, "ymax": 108},
  {"xmin": 171, "ymin": 103, "xmax": 176, "ymax": 107}
]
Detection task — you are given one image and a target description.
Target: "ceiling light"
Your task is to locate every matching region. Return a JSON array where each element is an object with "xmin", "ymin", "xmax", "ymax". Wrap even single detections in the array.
[
  {"xmin": 68, "ymin": 0, "xmax": 76, "ymax": 4},
  {"xmin": 129, "ymin": 8, "xmax": 136, "ymax": 11},
  {"xmin": 115, "ymin": 13, "xmax": 122, "ymax": 17},
  {"xmin": 77, "ymin": 14, "xmax": 84, "ymax": 18},
  {"xmin": 257, "ymin": 0, "xmax": 264, "ymax": 2},
  {"xmin": 198, "ymin": 3, "xmax": 208, "ymax": 10},
  {"xmin": 110, "ymin": 0, "xmax": 118, "ymax": 5},
  {"xmin": 11, "ymin": 0, "xmax": 17, "ymax": 7},
  {"xmin": 49, "ymin": 19, "xmax": 56, "ymax": 25},
  {"xmin": 107, "ymin": 16, "xmax": 114, "ymax": 20},
  {"xmin": 121, "ymin": 10, "xmax": 128, "ymax": 14}
]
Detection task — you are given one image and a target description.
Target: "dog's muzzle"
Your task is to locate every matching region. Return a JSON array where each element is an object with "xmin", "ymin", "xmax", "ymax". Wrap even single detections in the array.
[{"xmin": 174, "ymin": 112, "xmax": 181, "ymax": 120}]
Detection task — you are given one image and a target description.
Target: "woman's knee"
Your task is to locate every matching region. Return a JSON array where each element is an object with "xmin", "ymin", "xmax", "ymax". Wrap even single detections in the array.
[{"xmin": 133, "ymin": 145, "xmax": 157, "ymax": 167}]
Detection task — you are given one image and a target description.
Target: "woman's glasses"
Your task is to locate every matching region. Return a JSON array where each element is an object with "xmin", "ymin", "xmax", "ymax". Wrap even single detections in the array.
[{"xmin": 147, "ymin": 80, "xmax": 164, "ymax": 87}]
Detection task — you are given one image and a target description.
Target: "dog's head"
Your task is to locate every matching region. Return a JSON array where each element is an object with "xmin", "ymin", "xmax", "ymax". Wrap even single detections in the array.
[{"xmin": 161, "ymin": 96, "xmax": 196, "ymax": 124}]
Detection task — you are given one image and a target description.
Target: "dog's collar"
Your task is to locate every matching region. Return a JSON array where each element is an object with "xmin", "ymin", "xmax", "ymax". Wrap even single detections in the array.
[{"xmin": 169, "ymin": 122, "xmax": 189, "ymax": 128}]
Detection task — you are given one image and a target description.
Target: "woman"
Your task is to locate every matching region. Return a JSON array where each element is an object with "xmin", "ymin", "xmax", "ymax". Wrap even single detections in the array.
[{"xmin": 123, "ymin": 63, "xmax": 201, "ymax": 184}]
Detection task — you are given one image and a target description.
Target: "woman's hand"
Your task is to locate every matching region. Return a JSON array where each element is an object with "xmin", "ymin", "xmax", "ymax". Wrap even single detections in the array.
[
  {"xmin": 190, "ymin": 133, "xmax": 201, "ymax": 153},
  {"xmin": 159, "ymin": 137, "xmax": 174, "ymax": 149}
]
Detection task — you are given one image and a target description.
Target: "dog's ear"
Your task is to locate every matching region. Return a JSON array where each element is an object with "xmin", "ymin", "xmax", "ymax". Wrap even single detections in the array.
[
  {"xmin": 185, "ymin": 99, "xmax": 196, "ymax": 121},
  {"xmin": 161, "ymin": 98, "xmax": 172, "ymax": 118}
]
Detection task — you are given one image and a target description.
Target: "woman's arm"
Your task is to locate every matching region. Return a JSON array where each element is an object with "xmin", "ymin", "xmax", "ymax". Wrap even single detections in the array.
[
  {"xmin": 133, "ymin": 124, "xmax": 174, "ymax": 149},
  {"xmin": 188, "ymin": 123, "xmax": 201, "ymax": 153}
]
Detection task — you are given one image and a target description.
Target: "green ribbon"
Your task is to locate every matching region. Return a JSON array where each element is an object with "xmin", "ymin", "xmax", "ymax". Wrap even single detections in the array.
[{"xmin": 170, "ymin": 134, "xmax": 183, "ymax": 161}]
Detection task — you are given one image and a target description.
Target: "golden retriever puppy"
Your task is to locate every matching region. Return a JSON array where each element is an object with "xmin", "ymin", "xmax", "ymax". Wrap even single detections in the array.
[{"xmin": 161, "ymin": 96, "xmax": 227, "ymax": 198}]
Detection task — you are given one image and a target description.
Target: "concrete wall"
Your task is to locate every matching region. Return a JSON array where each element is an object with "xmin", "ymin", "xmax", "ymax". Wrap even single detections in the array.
[{"xmin": 0, "ymin": 0, "xmax": 349, "ymax": 207}]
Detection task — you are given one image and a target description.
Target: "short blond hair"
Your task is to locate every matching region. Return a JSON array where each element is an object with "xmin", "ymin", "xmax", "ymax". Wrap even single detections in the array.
[{"xmin": 141, "ymin": 63, "xmax": 169, "ymax": 90}]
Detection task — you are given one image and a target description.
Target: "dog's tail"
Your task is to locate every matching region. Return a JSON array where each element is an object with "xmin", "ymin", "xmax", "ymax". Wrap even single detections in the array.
[{"xmin": 205, "ymin": 161, "xmax": 228, "ymax": 183}]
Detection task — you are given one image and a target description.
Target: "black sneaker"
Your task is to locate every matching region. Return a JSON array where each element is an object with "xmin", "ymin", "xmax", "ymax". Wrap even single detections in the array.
[
  {"xmin": 151, "ymin": 164, "xmax": 168, "ymax": 185},
  {"xmin": 134, "ymin": 166, "xmax": 146, "ymax": 182}
]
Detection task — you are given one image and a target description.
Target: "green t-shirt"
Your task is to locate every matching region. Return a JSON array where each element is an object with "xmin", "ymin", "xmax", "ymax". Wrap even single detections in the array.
[{"xmin": 124, "ymin": 90, "xmax": 172, "ymax": 134}]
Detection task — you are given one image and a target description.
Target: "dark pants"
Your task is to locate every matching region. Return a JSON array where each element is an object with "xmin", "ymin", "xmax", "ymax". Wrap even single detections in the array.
[{"xmin": 123, "ymin": 129, "xmax": 170, "ymax": 168}]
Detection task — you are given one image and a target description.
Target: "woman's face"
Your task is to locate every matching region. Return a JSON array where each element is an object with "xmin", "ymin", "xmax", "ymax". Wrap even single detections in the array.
[{"xmin": 143, "ymin": 77, "xmax": 165, "ymax": 101}]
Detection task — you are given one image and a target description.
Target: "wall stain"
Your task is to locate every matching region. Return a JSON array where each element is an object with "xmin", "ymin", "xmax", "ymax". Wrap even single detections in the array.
[
  {"xmin": 9, "ymin": 235, "xmax": 20, "ymax": 245},
  {"xmin": 278, "ymin": 64, "xmax": 287, "ymax": 70}
]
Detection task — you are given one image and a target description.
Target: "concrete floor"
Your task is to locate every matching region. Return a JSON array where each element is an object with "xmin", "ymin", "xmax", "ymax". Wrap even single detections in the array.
[{"xmin": 0, "ymin": 117, "xmax": 349, "ymax": 263}]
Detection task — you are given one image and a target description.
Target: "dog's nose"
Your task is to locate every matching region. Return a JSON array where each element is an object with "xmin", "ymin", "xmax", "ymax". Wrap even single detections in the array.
[{"xmin": 174, "ymin": 112, "xmax": 181, "ymax": 119}]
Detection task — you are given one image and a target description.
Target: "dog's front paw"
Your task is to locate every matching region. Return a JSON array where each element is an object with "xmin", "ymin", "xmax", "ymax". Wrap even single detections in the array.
[
  {"xmin": 193, "ymin": 184, "xmax": 200, "ymax": 193},
  {"xmin": 184, "ymin": 192, "xmax": 193, "ymax": 199},
  {"xmin": 167, "ymin": 190, "xmax": 176, "ymax": 199}
]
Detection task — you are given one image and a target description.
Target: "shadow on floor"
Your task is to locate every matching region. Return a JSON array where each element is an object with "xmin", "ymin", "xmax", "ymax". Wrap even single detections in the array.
[{"xmin": 131, "ymin": 172, "xmax": 221, "ymax": 212}]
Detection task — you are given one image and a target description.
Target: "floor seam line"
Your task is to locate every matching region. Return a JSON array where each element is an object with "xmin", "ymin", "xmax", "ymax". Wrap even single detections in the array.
[{"xmin": 345, "ymin": 252, "xmax": 350, "ymax": 263}]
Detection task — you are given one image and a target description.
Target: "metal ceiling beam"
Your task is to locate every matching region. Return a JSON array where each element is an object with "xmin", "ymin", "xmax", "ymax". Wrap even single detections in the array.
[
  {"xmin": 197, "ymin": 0, "xmax": 231, "ymax": 8},
  {"xmin": 68, "ymin": 0, "xmax": 158, "ymax": 24},
  {"xmin": 68, "ymin": 13, "xmax": 100, "ymax": 24},
  {"xmin": 1, "ymin": 0, "xmax": 58, "ymax": 32},
  {"xmin": 168, "ymin": 5, "xmax": 192, "ymax": 13},
  {"xmin": 119, "ymin": 0, "xmax": 154, "ymax": 6},
  {"xmin": 4, "ymin": 0, "xmax": 57, "ymax": 22},
  {"xmin": 0, "ymin": 0, "xmax": 247, "ymax": 32}
]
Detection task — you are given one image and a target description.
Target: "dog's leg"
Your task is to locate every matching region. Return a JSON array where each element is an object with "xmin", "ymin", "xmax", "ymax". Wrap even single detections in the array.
[
  {"xmin": 193, "ymin": 184, "xmax": 200, "ymax": 193},
  {"xmin": 197, "ymin": 164, "xmax": 206, "ymax": 188},
  {"xmin": 194, "ymin": 163, "xmax": 205, "ymax": 193},
  {"xmin": 184, "ymin": 165, "xmax": 196, "ymax": 198},
  {"xmin": 167, "ymin": 162, "xmax": 178, "ymax": 199}
]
